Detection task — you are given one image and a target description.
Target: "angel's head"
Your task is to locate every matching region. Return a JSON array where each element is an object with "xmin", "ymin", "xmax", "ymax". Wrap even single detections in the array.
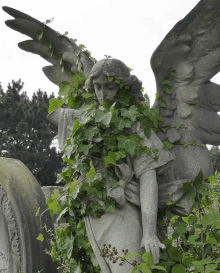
[{"xmin": 86, "ymin": 58, "xmax": 144, "ymax": 104}]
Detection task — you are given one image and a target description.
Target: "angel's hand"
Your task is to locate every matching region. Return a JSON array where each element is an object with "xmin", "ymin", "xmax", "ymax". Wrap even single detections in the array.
[{"xmin": 141, "ymin": 235, "xmax": 165, "ymax": 264}]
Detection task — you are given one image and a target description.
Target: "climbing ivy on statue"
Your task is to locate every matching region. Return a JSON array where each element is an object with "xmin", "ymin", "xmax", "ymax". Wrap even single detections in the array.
[{"xmin": 36, "ymin": 66, "xmax": 220, "ymax": 273}]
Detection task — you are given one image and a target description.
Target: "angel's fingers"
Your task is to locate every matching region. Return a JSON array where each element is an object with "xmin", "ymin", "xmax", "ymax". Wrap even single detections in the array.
[
  {"xmin": 151, "ymin": 245, "xmax": 159, "ymax": 265},
  {"xmin": 144, "ymin": 245, "xmax": 150, "ymax": 253},
  {"xmin": 159, "ymin": 243, "xmax": 166, "ymax": 249}
]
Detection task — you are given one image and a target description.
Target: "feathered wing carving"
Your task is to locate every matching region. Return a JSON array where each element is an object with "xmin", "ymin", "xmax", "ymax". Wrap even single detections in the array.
[
  {"xmin": 151, "ymin": 0, "xmax": 220, "ymax": 146},
  {"xmin": 2, "ymin": 6, "xmax": 94, "ymax": 85}
]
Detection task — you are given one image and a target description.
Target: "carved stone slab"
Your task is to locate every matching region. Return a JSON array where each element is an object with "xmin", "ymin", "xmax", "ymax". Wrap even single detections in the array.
[{"xmin": 0, "ymin": 157, "xmax": 58, "ymax": 273}]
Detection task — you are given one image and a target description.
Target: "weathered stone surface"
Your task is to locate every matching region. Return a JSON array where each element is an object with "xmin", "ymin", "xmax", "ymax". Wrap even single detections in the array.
[
  {"xmin": 0, "ymin": 157, "xmax": 58, "ymax": 273},
  {"xmin": 41, "ymin": 186, "xmax": 64, "ymax": 200},
  {"xmin": 3, "ymin": 1, "xmax": 220, "ymax": 270}
]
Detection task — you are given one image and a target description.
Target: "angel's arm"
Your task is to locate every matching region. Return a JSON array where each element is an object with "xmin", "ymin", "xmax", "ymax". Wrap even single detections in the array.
[{"xmin": 139, "ymin": 169, "xmax": 165, "ymax": 264}]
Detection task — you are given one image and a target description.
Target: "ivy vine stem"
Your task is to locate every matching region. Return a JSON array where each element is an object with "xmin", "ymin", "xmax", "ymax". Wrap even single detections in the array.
[{"xmin": 197, "ymin": 192, "xmax": 205, "ymax": 272}]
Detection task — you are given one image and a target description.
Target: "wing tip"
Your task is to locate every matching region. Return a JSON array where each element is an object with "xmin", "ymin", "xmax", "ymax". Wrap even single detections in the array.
[{"xmin": 2, "ymin": 6, "xmax": 16, "ymax": 16}]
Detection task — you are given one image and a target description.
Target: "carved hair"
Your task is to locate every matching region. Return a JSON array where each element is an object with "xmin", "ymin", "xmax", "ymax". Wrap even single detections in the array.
[{"xmin": 86, "ymin": 59, "xmax": 144, "ymax": 102}]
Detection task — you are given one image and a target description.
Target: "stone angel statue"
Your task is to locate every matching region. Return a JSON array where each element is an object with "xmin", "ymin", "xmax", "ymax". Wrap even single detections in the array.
[{"xmin": 3, "ymin": 0, "xmax": 220, "ymax": 271}]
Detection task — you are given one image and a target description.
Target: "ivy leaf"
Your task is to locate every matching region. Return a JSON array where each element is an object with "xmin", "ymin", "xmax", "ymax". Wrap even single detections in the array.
[
  {"xmin": 187, "ymin": 191, "xmax": 196, "ymax": 200},
  {"xmin": 83, "ymin": 50, "xmax": 90, "ymax": 57},
  {"xmin": 162, "ymin": 141, "xmax": 173, "ymax": 150},
  {"xmin": 152, "ymin": 148, "xmax": 159, "ymax": 160},
  {"xmin": 82, "ymin": 92, "xmax": 95, "ymax": 99},
  {"xmin": 171, "ymin": 264, "xmax": 186, "ymax": 273},
  {"xmin": 78, "ymin": 144, "xmax": 93, "ymax": 155},
  {"xmin": 163, "ymin": 85, "xmax": 172, "ymax": 93},
  {"xmin": 192, "ymin": 140, "xmax": 196, "ymax": 146},
  {"xmin": 46, "ymin": 40, "xmax": 52, "ymax": 49},
  {"xmin": 67, "ymin": 179, "xmax": 78, "ymax": 193},
  {"xmin": 175, "ymin": 223, "xmax": 187, "ymax": 235},
  {"xmin": 104, "ymin": 199, "xmax": 115, "ymax": 212},
  {"xmin": 116, "ymin": 150, "xmax": 126, "ymax": 160},
  {"xmin": 70, "ymin": 119, "xmax": 80, "ymax": 136},
  {"xmin": 139, "ymin": 263, "xmax": 151, "ymax": 273},
  {"xmin": 58, "ymin": 56, "xmax": 63, "ymax": 65},
  {"xmin": 104, "ymin": 151, "xmax": 117, "ymax": 165},
  {"xmin": 95, "ymin": 103, "xmax": 116, "ymax": 125},
  {"xmin": 208, "ymin": 176, "xmax": 217, "ymax": 185},
  {"xmin": 51, "ymin": 189, "xmax": 61, "ymax": 200},
  {"xmin": 167, "ymin": 246, "xmax": 182, "ymax": 262},
  {"xmin": 139, "ymin": 117, "xmax": 152, "ymax": 138},
  {"xmin": 48, "ymin": 98, "xmax": 64, "ymax": 113},
  {"xmin": 35, "ymin": 207, "xmax": 40, "ymax": 216},
  {"xmin": 46, "ymin": 199, "xmax": 58, "ymax": 216},
  {"xmin": 131, "ymin": 267, "xmax": 140, "ymax": 273},
  {"xmin": 156, "ymin": 94, "xmax": 161, "ymax": 100},
  {"xmin": 152, "ymin": 265, "xmax": 166, "ymax": 271},
  {"xmin": 182, "ymin": 182, "xmax": 192, "ymax": 193},
  {"xmin": 72, "ymin": 73, "xmax": 84, "ymax": 93},
  {"xmin": 183, "ymin": 142, "xmax": 189, "ymax": 147},
  {"xmin": 86, "ymin": 162, "xmax": 96, "ymax": 180},
  {"xmin": 142, "ymin": 146, "xmax": 152, "ymax": 156},
  {"xmin": 205, "ymin": 264, "xmax": 217, "ymax": 273},
  {"xmin": 121, "ymin": 105, "xmax": 138, "ymax": 122},
  {"xmin": 111, "ymin": 180, "xmax": 119, "ymax": 187},
  {"xmin": 59, "ymin": 81, "xmax": 72, "ymax": 98},
  {"xmin": 111, "ymin": 116, "xmax": 132, "ymax": 130},
  {"xmin": 38, "ymin": 30, "xmax": 43, "ymax": 40},
  {"xmin": 192, "ymin": 261, "xmax": 204, "ymax": 272},
  {"xmin": 169, "ymin": 68, "xmax": 176, "ymax": 76},
  {"xmin": 103, "ymin": 135, "xmax": 117, "ymax": 150},
  {"xmin": 36, "ymin": 233, "xmax": 44, "ymax": 242},
  {"xmin": 161, "ymin": 77, "xmax": 170, "ymax": 85},
  {"xmin": 193, "ymin": 170, "xmax": 203, "ymax": 187},
  {"xmin": 142, "ymin": 252, "xmax": 154, "ymax": 265},
  {"xmin": 118, "ymin": 134, "xmax": 143, "ymax": 155},
  {"xmin": 166, "ymin": 199, "xmax": 172, "ymax": 205},
  {"xmin": 197, "ymin": 184, "xmax": 210, "ymax": 195},
  {"xmin": 83, "ymin": 127, "xmax": 98, "ymax": 140},
  {"xmin": 80, "ymin": 102, "xmax": 96, "ymax": 115},
  {"xmin": 159, "ymin": 100, "xmax": 167, "ymax": 108}
]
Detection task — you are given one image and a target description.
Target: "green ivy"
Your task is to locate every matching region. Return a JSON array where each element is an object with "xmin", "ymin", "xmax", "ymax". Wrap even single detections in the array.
[{"xmin": 34, "ymin": 39, "xmax": 217, "ymax": 271}]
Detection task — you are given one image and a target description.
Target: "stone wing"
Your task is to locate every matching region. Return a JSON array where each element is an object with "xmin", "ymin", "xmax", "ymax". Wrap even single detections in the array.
[
  {"xmin": 3, "ymin": 6, "xmax": 94, "ymax": 86},
  {"xmin": 151, "ymin": 0, "xmax": 220, "ymax": 146}
]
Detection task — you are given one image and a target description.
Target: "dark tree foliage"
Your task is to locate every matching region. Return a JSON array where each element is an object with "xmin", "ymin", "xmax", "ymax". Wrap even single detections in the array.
[
  {"xmin": 210, "ymin": 146, "xmax": 220, "ymax": 173},
  {"xmin": 0, "ymin": 80, "xmax": 63, "ymax": 186}
]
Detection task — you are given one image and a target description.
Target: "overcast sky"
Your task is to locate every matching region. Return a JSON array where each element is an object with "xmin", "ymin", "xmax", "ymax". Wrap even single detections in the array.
[{"xmin": 1, "ymin": 0, "xmax": 212, "ymax": 106}]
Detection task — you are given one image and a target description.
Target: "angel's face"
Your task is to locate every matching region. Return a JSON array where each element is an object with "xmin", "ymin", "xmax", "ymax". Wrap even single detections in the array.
[{"xmin": 93, "ymin": 74, "xmax": 119, "ymax": 104}]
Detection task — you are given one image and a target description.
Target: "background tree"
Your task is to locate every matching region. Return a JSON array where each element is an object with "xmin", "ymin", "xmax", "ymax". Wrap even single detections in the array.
[{"xmin": 0, "ymin": 80, "xmax": 63, "ymax": 186}]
